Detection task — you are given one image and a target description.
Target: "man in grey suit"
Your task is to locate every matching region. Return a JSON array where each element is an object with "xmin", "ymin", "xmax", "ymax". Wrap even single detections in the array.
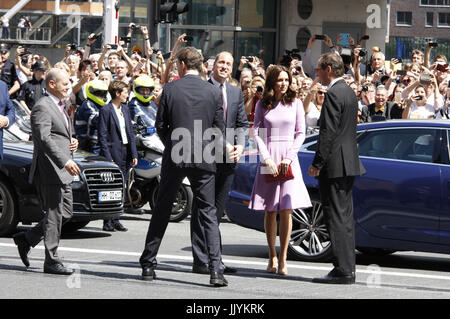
[
  {"xmin": 191, "ymin": 51, "xmax": 249, "ymax": 275},
  {"xmin": 13, "ymin": 68, "xmax": 81, "ymax": 275}
]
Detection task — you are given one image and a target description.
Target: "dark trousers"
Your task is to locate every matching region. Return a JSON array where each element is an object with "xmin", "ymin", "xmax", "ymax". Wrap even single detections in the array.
[
  {"xmin": 25, "ymin": 183, "xmax": 73, "ymax": 265},
  {"xmin": 105, "ymin": 143, "xmax": 130, "ymax": 224},
  {"xmin": 190, "ymin": 163, "xmax": 235, "ymax": 268},
  {"xmin": 318, "ymin": 173, "xmax": 356, "ymax": 275},
  {"xmin": 140, "ymin": 160, "xmax": 222, "ymax": 272}
]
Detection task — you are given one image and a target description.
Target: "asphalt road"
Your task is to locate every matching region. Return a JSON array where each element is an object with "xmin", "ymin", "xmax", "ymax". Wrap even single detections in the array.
[{"xmin": 1, "ymin": 210, "xmax": 450, "ymax": 305}]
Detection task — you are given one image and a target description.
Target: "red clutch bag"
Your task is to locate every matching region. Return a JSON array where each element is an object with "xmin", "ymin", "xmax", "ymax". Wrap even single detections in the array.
[{"xmin": 265, "ymin": 164, "xmax": 294, "ymax": 183}]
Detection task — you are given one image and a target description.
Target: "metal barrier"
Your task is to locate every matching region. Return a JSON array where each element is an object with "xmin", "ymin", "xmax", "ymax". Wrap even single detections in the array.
[{"xmin": 0, "ymin": 27, "xmax": 51, "ymax": 45}]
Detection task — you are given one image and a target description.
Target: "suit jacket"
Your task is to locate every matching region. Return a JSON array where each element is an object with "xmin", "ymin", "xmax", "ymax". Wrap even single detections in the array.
[
  {"xmin": 367, "ymin": 102, "xmax": 403, "ymax": 121},
  {"xmin": 0, "ymin": 80, "xmax": 15, "ymax": 159},
  {"xmin": 98, "ymin": 102, "xmax": 138, "ymax": 167},
  {"xmin": 312, "ymin": 79, "xmax": 366, "ymax": 178},
  {"xmin": 156, "ymin": 74, "xmax": 225, "ymax": 173},
  {"xmin": 208, "ymin": 78, "xmax": 249, "ymax": 166},
  {"xmin": 29, "ymin": 95, "xmax": 73, "ymax": 185}
]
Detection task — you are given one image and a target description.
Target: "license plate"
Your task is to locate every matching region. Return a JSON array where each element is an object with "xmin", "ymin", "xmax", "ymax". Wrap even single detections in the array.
[{"xmin": 98, "ymin": 190, "xmax": 122, "ymax": 202}]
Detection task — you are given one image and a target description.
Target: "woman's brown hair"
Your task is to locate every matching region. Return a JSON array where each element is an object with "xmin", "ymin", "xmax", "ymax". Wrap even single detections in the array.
[
  {"xmin": 261, "ymin": 65, "xmax": 296, "ymax": 109},
  {"xmin": 109, "ymin": 80, "xmax": 129, "ymax": 100}
]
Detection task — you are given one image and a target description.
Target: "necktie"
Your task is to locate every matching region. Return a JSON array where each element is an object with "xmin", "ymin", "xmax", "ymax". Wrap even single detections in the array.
[
  {"xmin": 58, "ymin": 101, "xmax": 68, "ymax": 128},
  {"xmin": 220, "ymin": 83, "xmax": 227, "ymax": 121}
]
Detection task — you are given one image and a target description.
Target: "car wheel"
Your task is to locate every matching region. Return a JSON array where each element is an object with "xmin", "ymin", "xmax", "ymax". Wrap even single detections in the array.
[
  {"xmin": 356, "ymin": 247, "xmax": 396, "ymax": 256},
  {"xmin": 62, "ymin": 221, "xmax": 90, "ymax": 233},
  {"xmin": 0, "ymin": 178, "xmax": 18, "ymax": 236},
  {"xmin": 288, "ymin": 198, "xmax": 333, "ymax": 262},
  {"xmin": 150, "ymin": 184, "xmax": 193, "ymax": 223}
]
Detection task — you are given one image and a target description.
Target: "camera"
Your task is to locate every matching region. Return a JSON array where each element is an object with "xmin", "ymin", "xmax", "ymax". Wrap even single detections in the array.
[
  {"xmin": 110, "ymin": 44, "xmax": 118, "ymax": 50},
  {"xmin": 419, "ymin": 74, "xmax": 432, "ymax": 85},
  {"xmin": 70, "ymin": 44, "xmax": 77, "ymax": 50},
  {"xmin": 184, "ymin": 35, "xmax": 194, "ymax": 42},
  {"xmin": 256, "ymin": 86, "xmax": 263, "ymax": 93},
  {"xmin": 361, "ymin": 35, "xmax": 370, "ymax": 41},
  {"xmin": 428, "ymin": 42, "xmax": 438, "ymax": 48},
  {"xmin": 246, "ymin": 56, "xmax": 254, "ymax": 63},
  {"xmin": 358, "ymin": 48, "xmax": 367, "ymax": 57},
  {"xmin": 131, "ymin": 24, "xmax": 140, "ymax": 30},
  {"xmin": 340, "ymin": 47, "xmax": 352, "ymax": 65},
  {"xmin": 120, "ymin": 36, "xmax": 131, "ymax": 43},
  {"xmin": 279, "ymin": 49, "xmax": 301, "ymax": 68},
  {"xmin": 362, "ymin": 85, "xmax": 369, "ymax": 92},
  {"xmin": 315, "ymin": 35, "xmax": 325, "ymax": 40},
  {"xmin": 436, "ymin": 63, "xmax": 449, "ymax": 72}
]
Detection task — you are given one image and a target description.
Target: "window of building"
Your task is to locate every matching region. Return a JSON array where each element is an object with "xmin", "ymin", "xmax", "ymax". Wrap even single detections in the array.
[
  {"xmin": 426, "ymin": 12, "xmax": 434, "ymax": 26},
  {"xmin": 420, "ymin": 0, "xmax": 450, "ymax": 7},
  {"xmin": 438, "ymin": 12, "xmax": 450, "ymax": 26},
  {"xmin": 397, "ymin": 11, "xmax": 412, "ymax": 26}
]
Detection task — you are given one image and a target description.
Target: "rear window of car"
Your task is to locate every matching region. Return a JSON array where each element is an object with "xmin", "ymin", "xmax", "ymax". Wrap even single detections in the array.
[{"xmin": 358, "ymin": 128, "xmax": 437, "ymax": 163}]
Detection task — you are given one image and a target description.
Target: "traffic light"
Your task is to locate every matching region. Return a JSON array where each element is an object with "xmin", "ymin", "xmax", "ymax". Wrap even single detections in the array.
[{"xmin": 158, "ymin": 0, "xmax": 189, "ymax": 23}]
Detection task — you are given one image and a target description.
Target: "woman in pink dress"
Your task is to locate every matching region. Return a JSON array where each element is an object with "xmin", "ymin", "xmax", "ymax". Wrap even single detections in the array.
[{"xmin": 249, "ymin": 65, "xmax": 312, "ymax": 275}]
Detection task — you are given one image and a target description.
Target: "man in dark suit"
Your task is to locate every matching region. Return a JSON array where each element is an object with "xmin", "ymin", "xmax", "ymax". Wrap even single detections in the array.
[
  {"xmin": 139, "ymin": 47, "xmax": 228, "ymax": 287},
  {"xmin": 0, "ymin": 59, "xmax": 16, "ymax": 155},
  {"xmin": 308, "ymin": 53, "xmax": 366, "ymax": 284},
  {"xmin": 13, "ymin": 68, "xmax": 81, "ymax": 275},
  {"xmin": 190, "ymin": 51, "xmax": 249, "ymax": 275}
]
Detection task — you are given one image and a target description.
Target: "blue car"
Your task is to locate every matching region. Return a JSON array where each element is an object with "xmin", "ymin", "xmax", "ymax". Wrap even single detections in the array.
[{"xmin": 226, "ymin": 120, "xmax": 450, "ymax": 262}]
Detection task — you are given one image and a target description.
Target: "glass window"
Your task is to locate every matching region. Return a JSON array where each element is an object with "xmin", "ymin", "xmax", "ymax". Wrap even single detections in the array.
[
  {"xmin": 358, "ymin": 129, "xmax": 437, "ymax": 163},
  {"xmin": 169, "ymin": 28, "xmax": 234, "ymax": 59},
  {"xmin": 438, "ymin": 13, "xmax": 450, "ymax": 26},
  {"xmin": 236, "ymin": 31, "xmax": 276, "ymax": 68},
  {"xmin": 397, "ymin": 12, "xmax": 412, "ymax": 26},
  {"xmin": 426, "ymin": 12, "xmax": 434, "ymax": 27},
  {"xmin": 176, "ymin": 0, "xmax": 235, "ymax": 26},
  {"xmin": 238, "ymin": 0, "xmax": 277, "ymax": 29}
]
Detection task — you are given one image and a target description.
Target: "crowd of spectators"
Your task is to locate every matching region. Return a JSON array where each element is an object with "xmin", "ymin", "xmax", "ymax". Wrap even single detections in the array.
[{"xmin": 0, "ymin": 27, "xmax": 449, "ymax": 139}]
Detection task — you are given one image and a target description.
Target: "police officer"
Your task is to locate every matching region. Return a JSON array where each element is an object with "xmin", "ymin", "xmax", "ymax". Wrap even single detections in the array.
[
  {"xmin": 74, "ymin": 79, "xmax": 108, "ymax": 154},
  {"xmin": 128, "ymin": 75, "xmax": 157, "ymax": 128},
  {"xmin": 0, "ymin": 43, "xmax": 20, "ymax": 97},
  {"xmin": 17, "ymin": 60, "xmax": 46, "ymax": 111}
]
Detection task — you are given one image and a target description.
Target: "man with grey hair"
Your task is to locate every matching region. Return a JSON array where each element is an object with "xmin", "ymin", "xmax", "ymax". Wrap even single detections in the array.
[
  {"xmin": 13, "ymin": 68, "xmax": 81, "ymax": 275},
  {"xmin": 367, "ymin": 85, "xmax": 403, "ymax": 121}
]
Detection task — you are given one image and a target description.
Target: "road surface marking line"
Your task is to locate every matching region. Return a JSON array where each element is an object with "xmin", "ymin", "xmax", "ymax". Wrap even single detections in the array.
[{"xmin": 1, "ymin": 243, "xmax": 450, "ymax": 281}]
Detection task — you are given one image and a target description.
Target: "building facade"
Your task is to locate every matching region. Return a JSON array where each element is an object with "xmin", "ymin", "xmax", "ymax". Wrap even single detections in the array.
[
  {"xmin": 387, "ymin": 0, "xmax": 450, "ymax": 60},
  {"xmin": 0, "ymin": 0, "xmax": 389, "ymax": 66}
]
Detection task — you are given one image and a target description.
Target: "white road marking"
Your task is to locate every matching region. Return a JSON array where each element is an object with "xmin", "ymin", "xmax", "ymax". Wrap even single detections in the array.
[{"xmin": 1, "ymin": 243, "xmax": 450, "ymax": 281}]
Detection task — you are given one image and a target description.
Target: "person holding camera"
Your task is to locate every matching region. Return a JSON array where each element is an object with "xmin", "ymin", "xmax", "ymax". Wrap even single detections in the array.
[
  {"xmin": 303, "ymin": 34, "xmax": 336, "ymax": 79},
  {"xmin": 402, "ymin": 76, "xmax": 443, "ymax": 119},
  {"xmin": 245, "ymin": 76, "xmax": 265, "ymax": 122}
]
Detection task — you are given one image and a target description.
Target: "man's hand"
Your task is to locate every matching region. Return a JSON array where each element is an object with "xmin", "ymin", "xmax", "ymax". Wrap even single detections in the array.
[
  {"xmin": 87, "ymin": 33, "xmax": 97, "ymax": 45},
  {"xmin": 132, "ymin": 158, "xmax": 138, "ymax": 167},
  {"xmin": 65, "ymin": 160, "xmax": 81, "ymax": 176},
  {"xmin": 228, "ymin": 145, "xmax": 244, "ymax": 163},
  {"xmin": 70, "ymin": 138, "xmax": 78, "ymax": 153},
  {"xmin": 308, "ymin": 165, "xmax": 320, "ymax": 177},
  {"xmin": 0, "ymin": 115, "xmax": 9, "ymax": 129}
]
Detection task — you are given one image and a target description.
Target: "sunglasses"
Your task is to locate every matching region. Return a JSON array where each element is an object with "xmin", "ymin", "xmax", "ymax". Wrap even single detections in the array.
[{"xmin": 317, "ymin": 91, "xmax": 326, "ymax": 95}]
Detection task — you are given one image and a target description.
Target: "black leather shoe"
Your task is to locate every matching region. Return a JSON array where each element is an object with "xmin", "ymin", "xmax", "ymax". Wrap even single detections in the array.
[
  {"xmin": 43, "ymin": 263, "xmax": 74, "ymax": 276},
  {"xmin": 13, "ymin": 232, "xmax": 30, "ymax": 268},
  {"xmin": 192, "ymin": 264, "xmax": 209, "ymax": 274},
  {"xmin": 210, "ymin": 271, "xmax": 228, "ymax": 287},
  {"xmin": 224, "ymin": 265, "xmax": 237, "ymax": 274},
  {"xmin": 113, "ymin": 221, "xmax": 128, "ymax": 232},
  {"xmin": 141, "ymin": 267, "xmax": 156, "ymax": 281},
  {"xmin": 312, "ymin": 268, "xmax": 355, "ymax": 285},
  {"xmin": 103, "ymin": 221, "xmax": 115, "ymax": 232}
]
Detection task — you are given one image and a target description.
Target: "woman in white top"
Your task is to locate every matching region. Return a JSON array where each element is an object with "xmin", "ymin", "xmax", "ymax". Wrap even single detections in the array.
[{"xmin": 402, "ymin": 83, "xmax": 441, "ymax": 119}]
